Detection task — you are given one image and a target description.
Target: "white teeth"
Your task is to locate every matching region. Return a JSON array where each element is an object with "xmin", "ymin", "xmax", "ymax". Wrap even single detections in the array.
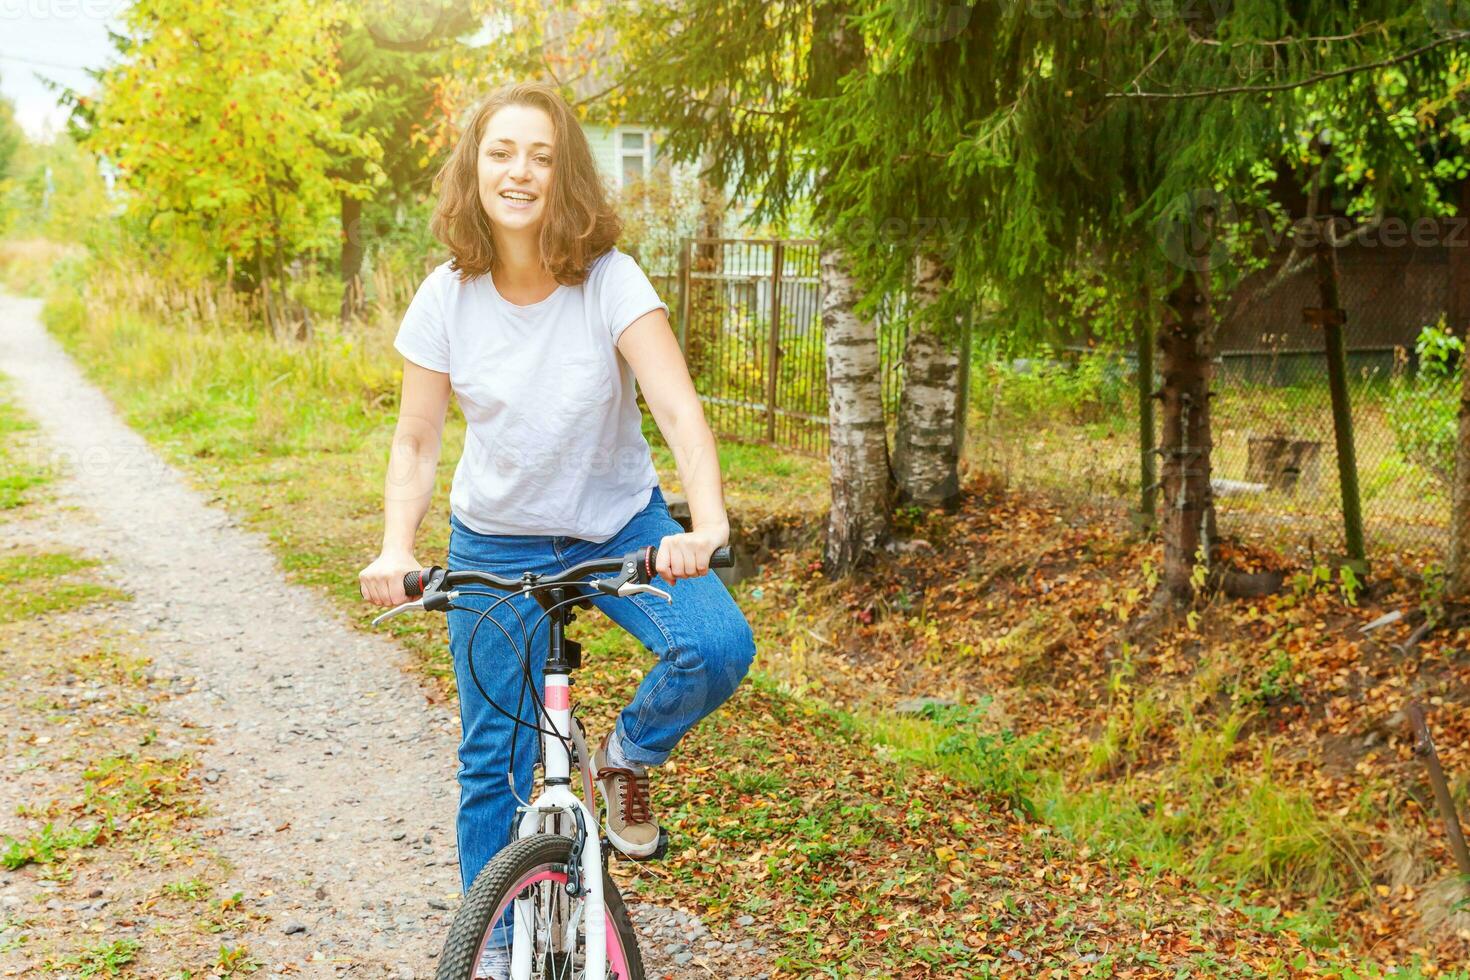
[{"xmin": 501, "ymin": 191, "xmax": 535, "ymax": 201}]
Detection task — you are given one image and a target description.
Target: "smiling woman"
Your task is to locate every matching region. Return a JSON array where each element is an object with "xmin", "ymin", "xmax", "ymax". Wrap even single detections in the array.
[
  {"xmin": 355, "ymin": 81, "xmax": 755, "ymax": 980},
  {"xmin": 427, "ymin": 84, "xmax": 621, "ymax": 286}
]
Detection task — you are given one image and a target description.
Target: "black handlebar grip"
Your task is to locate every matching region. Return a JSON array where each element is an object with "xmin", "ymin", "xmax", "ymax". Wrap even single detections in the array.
[
  {"xmin": 403, "ymin": 570, "xmax": 425, "ymax": 600},
  {"xmin": 643, "ymin": 545, "xmax": 735, "ymax": 580},
  {"xmin": 403, "ymin": 566, "xmax": 444, "ymax": 600}
]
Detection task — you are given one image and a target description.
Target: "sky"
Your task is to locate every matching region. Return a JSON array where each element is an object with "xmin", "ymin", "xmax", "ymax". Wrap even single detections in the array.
[{"xmin": 0, "ymin": 1, "xmax": 121, "ymax": 139}]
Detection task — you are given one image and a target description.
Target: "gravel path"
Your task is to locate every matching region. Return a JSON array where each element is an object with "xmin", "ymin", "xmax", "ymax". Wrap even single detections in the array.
[{"xmin": 0, "ymin": 296, "xmax": 771, "ymax": 978}]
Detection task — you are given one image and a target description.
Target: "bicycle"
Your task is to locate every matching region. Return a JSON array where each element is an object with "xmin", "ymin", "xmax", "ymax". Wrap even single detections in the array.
[{"xmin": 372, "ymin": 542, "xmax": 734, "ymax": 980}]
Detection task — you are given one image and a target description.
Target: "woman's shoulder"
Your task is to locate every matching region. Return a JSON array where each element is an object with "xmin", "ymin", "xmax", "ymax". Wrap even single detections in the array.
[
  {"xmin": 584, "ymin": 246, "xmax": 646, "ymax": 288},
  {"xmin": 423, "ymin": 259, "xmax": 461, "ymax": 291}
]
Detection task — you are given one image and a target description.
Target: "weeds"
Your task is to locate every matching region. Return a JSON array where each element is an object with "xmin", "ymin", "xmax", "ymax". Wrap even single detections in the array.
[
  {"xmin": 161, "ymin": 877, "xmax": 212, "ymax": 902},
  {"xmin": 213, "ymin": 943, "xmax": 260, "ymax": 975},
  {"xmin": 0, "ymin": 382, "xmax": 52, "ymax": 511},
  {"xmin": 46, "ymin": 938, "xmax": 140, "ymax": 977},
  {"xmin": 2, "ymin": 821, "xmax": 108, "ymax": 870},
  {"xmin": 859, "ymin": 700, "xmax": 1041, "ymax": 817}
]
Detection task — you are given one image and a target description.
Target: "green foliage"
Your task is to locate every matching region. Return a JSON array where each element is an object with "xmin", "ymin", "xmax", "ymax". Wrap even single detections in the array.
[
  {"xmin": 1236, "ymin": 650, "xmax": 1302, "ymax": 708},
  {"xmin": 87, "ymin": 0, "xmax": 382, "ymax": 274},
  {"xmin": 0, "ymin": 136, "xmax": 113, "ymax": 246},
  {"xmin": 53, "ymin": 938, "xmax": 141, "ymax": 977},
  {"xmin": 1386, "ymin": 320, "xmax": 1461, "ymax": 489},
  {"xmin": 982, "ymin": 346, "xmax": 1131, "ymax": 428},
  {"xmin": 863, "ymin": 700, "xmax": 1041, "ymax": 817},
  {"xmin": 2, "ymin": 822, "xmax": 107, "ymax": 870}
]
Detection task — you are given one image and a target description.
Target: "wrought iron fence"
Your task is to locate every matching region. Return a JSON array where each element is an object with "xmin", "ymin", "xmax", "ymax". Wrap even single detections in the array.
[{"xmin": 662, "ymin": 237, "xmax": 907, "ymax": 458}]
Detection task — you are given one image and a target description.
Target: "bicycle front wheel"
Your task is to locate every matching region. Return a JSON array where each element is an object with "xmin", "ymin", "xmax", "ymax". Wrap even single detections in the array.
[{"xmin": 434, "ymin": 834, "xmax": 644, "ymax": 980}]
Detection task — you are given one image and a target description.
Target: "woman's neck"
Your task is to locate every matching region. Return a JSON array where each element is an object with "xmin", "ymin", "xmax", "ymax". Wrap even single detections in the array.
[{"xmin": 491, "ymin": 228, "xmax": 558, "ymax": 298}]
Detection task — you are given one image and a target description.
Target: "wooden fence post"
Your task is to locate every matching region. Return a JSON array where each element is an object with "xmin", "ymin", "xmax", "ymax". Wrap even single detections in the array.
[
  {"xmin": 953, "ymin": 307, "xmax": 972, "ymax": 462},
  {"xmin": 766, "ymin": 241, "xmax": 785, "ymax": 444}
]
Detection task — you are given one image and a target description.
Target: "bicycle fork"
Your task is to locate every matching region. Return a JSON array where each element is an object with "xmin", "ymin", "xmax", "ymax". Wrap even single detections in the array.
[{"xmin": 510, "ymin": 670, "xmax": 608, "ymax": 980}]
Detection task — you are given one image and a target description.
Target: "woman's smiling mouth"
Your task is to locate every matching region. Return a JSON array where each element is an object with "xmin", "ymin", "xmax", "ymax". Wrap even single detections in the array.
[{"xmin": 500, "ymin": 189, "xmax": 538, "ymax": 209}]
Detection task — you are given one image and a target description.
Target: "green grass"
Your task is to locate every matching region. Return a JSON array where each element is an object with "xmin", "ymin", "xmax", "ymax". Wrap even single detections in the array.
[
  {"xmin": 45, "ymin": 938, "xmax": 140, "ymax": 977},
  {"xmin": 2, "ymin": 821, "xmax": 107, "ymax": 871},
  {"xmin": 0, "ymin": 553, "xmax": 127, "ymax": 623},
  {"xmin": 852, "ymin": 699, "xmax": 1042, "ymax": 818},
  {"xmin": 0, "ymin": 379, "xmax": 53, "ymax": 511}
]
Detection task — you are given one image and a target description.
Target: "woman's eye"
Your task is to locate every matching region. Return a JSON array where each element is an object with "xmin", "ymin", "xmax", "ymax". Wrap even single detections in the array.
[{"xmin": 535, "ymin": 156, "xmax": 552, "ymax": 166}]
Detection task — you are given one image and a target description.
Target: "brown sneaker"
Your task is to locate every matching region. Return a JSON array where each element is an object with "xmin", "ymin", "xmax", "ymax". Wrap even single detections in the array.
[{"xmin": 593, "ymin": 734, "xmax": 660, "ymax": 859}]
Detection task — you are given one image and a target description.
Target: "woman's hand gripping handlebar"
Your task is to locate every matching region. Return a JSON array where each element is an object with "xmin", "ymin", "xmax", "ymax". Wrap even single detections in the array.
[{"xmin": 370, "ymin": 544, "xmax": 735, "ymax": 627}]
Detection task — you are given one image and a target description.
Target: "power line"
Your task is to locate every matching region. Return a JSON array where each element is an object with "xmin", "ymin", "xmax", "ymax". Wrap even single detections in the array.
[{"xmin": 0, "ymin": 51, "xmax": 97, "ymax": 72}]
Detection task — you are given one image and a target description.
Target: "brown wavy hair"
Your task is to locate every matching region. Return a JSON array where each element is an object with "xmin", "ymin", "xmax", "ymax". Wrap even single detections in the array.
[{"xmin": 430, "ymin": 82, "xmax": 621, "ymax": 284}]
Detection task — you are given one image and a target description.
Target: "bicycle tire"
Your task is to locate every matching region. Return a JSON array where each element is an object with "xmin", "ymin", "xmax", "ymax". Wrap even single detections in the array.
[{"xmin": 434, "ymin": 834, "xmax": 645, "ymax": 980}]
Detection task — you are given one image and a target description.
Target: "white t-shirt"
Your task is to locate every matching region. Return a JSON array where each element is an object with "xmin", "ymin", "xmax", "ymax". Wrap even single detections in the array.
[{"xmin": 393, "ymin": 247, "xmax": 667, "ymax": 542}]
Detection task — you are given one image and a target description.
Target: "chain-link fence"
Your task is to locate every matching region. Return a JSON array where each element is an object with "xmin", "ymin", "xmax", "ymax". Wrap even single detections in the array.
[
  {"xmin": 970, "ymin": 237, "xmax": 1459, "ymax": 558},
  {"xmin": 1207, "ymin": 240, "xmax": 1455, "ymax": 555},
  {"xmin": 655, "ymin": 234, "xmax": 1456, "ymax": 560}
]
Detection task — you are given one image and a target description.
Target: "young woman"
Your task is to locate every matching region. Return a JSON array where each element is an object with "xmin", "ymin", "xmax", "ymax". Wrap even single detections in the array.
[{"xmin": 358, "ymin": 82, "xmax": 756, "ymax": 974}]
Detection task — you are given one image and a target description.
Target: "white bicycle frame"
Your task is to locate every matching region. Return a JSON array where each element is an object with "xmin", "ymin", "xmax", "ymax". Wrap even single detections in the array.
[{"xmin": 509, "ymin": 672, "xmax": 608, "ymax": 980}]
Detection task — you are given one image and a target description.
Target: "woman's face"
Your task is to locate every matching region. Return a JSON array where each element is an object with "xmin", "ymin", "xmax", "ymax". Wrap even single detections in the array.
[{"xmin": 477, "ymin": 103, "xmax": 555, "ymax": 236}]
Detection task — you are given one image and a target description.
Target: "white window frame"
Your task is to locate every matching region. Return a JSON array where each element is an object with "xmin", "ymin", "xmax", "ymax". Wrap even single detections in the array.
[{"xmin": 617, "ymin": 127, "xmax": 653, "ymax": 188}]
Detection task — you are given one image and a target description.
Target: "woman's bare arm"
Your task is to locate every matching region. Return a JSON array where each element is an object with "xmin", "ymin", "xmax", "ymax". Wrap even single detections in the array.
[
  {"xmin": 616, "ymin": 308, "xmax": 730, "ymax": 581},
  {"xmin": 359, "ymin": 361, "xmax": 452, "ymax": 606}
]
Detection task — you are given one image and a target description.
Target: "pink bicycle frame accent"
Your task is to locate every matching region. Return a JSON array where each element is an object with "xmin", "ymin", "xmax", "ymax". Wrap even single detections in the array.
[{"xmin": 480, "ymin": 868, "xmax": 632, "ymax": 980}]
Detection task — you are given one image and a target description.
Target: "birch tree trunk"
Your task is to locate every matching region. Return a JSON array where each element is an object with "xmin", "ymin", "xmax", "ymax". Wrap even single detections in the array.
[
  {"xmin": 821, "ymin": 246, "xmax": 892, "ymax": 574},
  {"xmin": 1158, "ymin": 267, "xmax": 1218, "ymax": 602},
  {"xmin": 892, "ymin": 251, "xmax": 961, "ymax": 509}
]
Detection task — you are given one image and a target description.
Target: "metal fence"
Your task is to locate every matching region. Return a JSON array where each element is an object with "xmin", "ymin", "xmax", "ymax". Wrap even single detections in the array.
[
  {"xmin": 970, "ymin": 255, "xmax": 1456, "ymax": 557},
  {"xmin": 662, "ymin": 237, "xmax": 906, "ymax": 458},
  {"xmin": 654, "ymin": 235, "xmax": 1454, "ymax": 558},
  {"xmin": 1207, "ymin": 248, "xmax": 1453, "ymax": 555}
]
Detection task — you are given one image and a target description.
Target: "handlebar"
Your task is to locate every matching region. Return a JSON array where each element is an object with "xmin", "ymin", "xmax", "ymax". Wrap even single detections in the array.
[{"xmin": 402, "ymin": 544, "xmax": 733, "ymax": 600}]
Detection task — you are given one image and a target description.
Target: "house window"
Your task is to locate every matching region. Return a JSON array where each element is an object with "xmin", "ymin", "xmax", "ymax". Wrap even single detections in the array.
[{"xmin": 619, "ymin": 129, "xmax": 652, "ymax": 186}]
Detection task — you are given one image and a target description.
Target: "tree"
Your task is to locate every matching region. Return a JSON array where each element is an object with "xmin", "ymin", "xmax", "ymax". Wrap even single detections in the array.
[
  {"xmin": 891, "ymin": 251, "xmax": 963, "ymax": 509},
  {"xmin": 333, "ymin": 1, "xmax": 481, "ymax": 321},
  {"xmin": 816, "ymin": 1, "xmax": 1460, "ymax": 603},
  {"xmin": 87, "ymin": 0, "xmax": 381, "ymax": 335},
  {"xmin": 523, "ymin": 0, "xmax": 896, "ymax": 573}
]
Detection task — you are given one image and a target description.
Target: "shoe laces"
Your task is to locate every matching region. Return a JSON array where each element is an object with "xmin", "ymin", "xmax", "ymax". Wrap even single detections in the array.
[{"xmin": 605, "ymin": 766, "xmax": 652, "ymax": 825}]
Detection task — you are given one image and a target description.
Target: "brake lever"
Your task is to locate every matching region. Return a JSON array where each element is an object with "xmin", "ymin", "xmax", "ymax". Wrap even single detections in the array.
[
  {"xmin": 617, "ymin": 582, "xmax": 672, "ymax": 603},
  {"xmin": 372, "ymin": 599, "xmax": 424, "ymax": 626}
]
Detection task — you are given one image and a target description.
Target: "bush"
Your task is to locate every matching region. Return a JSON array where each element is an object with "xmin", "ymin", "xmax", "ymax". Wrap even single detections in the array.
[
  {"xmin": 982, "ymin": 344, "xmax": 1131, "ymax": 426},
  {"xmin": 1386, "ymin": 320, "xmax": 1460, "ymax": 488}
]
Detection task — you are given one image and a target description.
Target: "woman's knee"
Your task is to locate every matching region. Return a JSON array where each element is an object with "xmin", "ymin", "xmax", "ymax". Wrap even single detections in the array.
[{"xmin": 696, "ymin": 614, "xmax": 755, "ymax": 705}]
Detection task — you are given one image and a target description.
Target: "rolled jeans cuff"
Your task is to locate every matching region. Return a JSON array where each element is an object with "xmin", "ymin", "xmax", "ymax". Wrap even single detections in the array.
[{"xmin": 614, "ymin": 715, "xmax": 670, "ymax": 768}]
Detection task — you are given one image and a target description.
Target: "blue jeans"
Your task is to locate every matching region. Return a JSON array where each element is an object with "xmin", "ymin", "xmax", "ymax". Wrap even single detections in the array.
[{"xmin": 446, "ymin": 486, "xmax": 756, "ymax": 893}]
